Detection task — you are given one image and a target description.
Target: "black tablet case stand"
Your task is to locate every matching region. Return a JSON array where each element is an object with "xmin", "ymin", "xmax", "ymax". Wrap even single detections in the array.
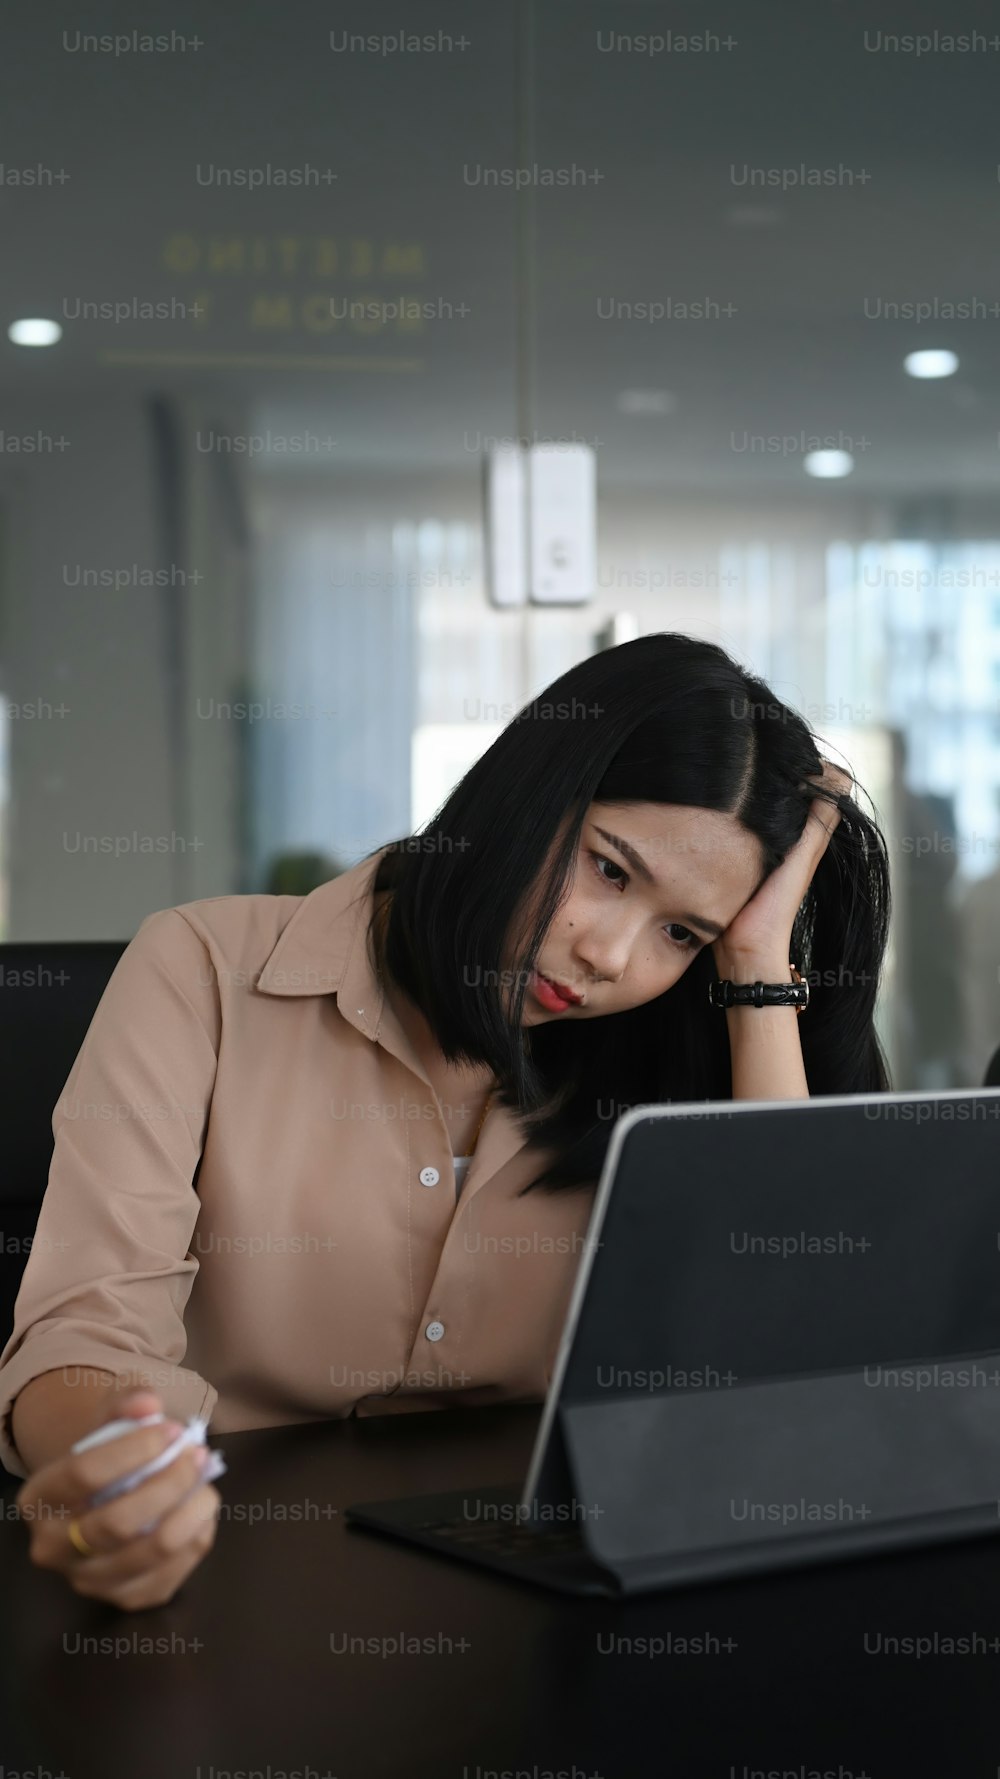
[{"xmin": 555, "ymin": 1358, "xmax": 1000, "ymax": 1592}]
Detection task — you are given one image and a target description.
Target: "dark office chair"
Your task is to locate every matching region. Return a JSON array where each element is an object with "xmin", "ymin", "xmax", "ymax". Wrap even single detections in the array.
[
  {"xmin": 985, "ymin": 1046, "xmax": 1000, "ymax": 1088},
  {"xmin": 0, "ymin": 941, "xmax": 128, "ymax": 1347}
]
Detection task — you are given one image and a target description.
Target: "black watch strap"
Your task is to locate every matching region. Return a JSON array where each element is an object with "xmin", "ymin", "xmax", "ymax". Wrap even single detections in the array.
[{"xmin": 709, "ymin": 966, "xmax": 809, "ymax": 1013}]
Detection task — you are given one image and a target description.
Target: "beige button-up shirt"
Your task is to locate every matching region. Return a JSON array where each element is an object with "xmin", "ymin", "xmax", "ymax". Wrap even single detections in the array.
[{"xmin": 0, "ymin": 850, "xmax": 597, "ymax": 1477}]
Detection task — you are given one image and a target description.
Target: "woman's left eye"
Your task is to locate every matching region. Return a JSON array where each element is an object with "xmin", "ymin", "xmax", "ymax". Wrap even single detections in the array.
[
  {"xmin": 664, "ymin": 923, "xmax": 699, "ymax": 950},
  {"xmin": 589, "ymin": 853, "xmax": 700, "ymax": 951}
]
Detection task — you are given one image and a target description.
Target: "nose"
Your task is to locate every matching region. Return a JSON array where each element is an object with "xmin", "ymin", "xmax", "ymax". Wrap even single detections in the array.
[{"xmin": 571, "ymin": 931, "xmax": 630, "ymax": 988}]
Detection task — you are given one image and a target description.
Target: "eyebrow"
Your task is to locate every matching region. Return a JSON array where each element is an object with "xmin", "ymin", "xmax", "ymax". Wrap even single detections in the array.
[{"xmin": 592, "ymin": 825, "xmax": 726, "ymax": 941}]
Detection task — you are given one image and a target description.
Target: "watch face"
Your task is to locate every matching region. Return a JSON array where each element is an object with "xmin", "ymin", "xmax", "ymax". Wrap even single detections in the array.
[{"xmin": 710, "ymin": 978, "xmax": 809, "ymax": 1010}]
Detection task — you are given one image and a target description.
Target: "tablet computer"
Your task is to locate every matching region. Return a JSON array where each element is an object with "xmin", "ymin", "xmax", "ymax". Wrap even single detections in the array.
[{"xmin": 347, "ymin": 1090, "xmax": 1000, "ymax": 1595}]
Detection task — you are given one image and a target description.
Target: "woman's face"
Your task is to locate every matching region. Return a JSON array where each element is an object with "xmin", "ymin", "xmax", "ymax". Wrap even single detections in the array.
[{"xmin": 510, "ymin": 800, "xmax": 767, "ymax": 1024}]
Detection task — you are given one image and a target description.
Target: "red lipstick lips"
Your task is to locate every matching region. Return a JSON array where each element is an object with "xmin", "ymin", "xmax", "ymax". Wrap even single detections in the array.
[{"xmin": 532, "ymin": 971, "xmax": 583, "ymax": 1011}]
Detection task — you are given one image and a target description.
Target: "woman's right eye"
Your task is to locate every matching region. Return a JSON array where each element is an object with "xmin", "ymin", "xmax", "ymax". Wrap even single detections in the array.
[{"xmin": 590, "ymin": 851, "xmax": 628, "ymax": 889}]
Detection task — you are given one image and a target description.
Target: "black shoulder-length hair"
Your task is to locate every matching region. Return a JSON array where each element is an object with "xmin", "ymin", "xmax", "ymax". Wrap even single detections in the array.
[{"xmin": 363, "ymin": 631, "xmax": 892, "ymax": 1195}]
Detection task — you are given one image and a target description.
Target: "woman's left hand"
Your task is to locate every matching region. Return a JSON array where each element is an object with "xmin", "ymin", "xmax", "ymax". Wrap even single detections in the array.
[{"xmin": 711, "ymin": 760, "xmax": 853, "ymax": 974}]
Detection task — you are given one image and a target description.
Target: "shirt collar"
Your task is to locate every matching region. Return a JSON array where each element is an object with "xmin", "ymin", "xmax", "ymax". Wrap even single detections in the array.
[
  {"xmin": 253, "ymin": 847, "xmax": 549, "ymax": 1193},
  {"xmin": 254, "ymin": 845, "xmax": 394, "ymax": 1036}
]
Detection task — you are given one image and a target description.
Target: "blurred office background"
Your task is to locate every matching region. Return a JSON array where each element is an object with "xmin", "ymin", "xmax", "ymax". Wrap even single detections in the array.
[{"xmin": 1, "ymin": 0, "xmax": 999, "ymax": 1090}]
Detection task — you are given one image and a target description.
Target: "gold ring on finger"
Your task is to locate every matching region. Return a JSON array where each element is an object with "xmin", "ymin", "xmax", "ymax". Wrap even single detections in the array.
[{"xmin": 68, "ymin": 1516, "xmax": 97, "ymax": 1559}]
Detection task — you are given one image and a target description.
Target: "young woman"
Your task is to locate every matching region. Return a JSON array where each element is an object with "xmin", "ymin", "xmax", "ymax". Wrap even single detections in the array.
[{"xmin": 3, "ymin": 631, "xmax": 890, "ymax": 1610}]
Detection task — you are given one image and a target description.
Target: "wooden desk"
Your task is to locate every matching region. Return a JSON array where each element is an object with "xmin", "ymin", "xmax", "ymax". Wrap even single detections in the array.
[{"xmin": 2, "ymin": 1401, "xmax": 996, "ymax": 1777}]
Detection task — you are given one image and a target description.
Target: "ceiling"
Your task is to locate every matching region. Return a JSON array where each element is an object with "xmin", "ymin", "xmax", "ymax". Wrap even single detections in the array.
[{"xmin": 2, "ymin": 0, "xmax": 999, "ymax": 495}]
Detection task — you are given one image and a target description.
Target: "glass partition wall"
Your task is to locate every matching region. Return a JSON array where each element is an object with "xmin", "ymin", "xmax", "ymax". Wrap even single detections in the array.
[{"xmin": 3, "ymin": 0, "xmax": 998, "ymax": 1094}]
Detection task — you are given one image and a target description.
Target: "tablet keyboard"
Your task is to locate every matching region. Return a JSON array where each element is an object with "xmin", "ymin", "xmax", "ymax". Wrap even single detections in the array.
[{"xmin": 415, "ymin": 1515, "xmax": 586, "ymax": 1559}]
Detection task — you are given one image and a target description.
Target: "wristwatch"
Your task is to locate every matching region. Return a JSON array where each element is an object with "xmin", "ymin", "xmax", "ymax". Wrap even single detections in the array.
[{"xmin": 708, "ymin": 964, "xmax": 809, "ymax": 1014}]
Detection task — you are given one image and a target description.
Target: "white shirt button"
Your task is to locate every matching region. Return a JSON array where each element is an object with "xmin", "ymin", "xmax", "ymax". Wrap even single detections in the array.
[
  {"xmin": 425, "ymin": 1321, "xmax": 445, "ymax": 1342},
  {"xmin": 419, "ymin": 1166, "xmax": 440, "ymax": 1187}
]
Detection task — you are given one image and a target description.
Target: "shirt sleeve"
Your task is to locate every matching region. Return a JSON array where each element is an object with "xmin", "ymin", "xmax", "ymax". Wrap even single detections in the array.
[{"xmin": 0, "ymin": 907, "xmax": 222, "ymax": 1478}]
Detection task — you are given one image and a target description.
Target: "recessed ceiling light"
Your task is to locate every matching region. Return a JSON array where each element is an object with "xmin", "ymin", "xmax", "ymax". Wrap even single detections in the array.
[
  {"xmin": 803, "ymin": 449, "xmax": 854, "ymax": 479},
  {"xmin": 617, "ymin": 389, "xmax": 676, "ymax": 416},
  {"xmin": 8, "ymin": 317, "xmax": 62, "ymax": 347},
  {"xmin": 904, "ymin": 349, "xmax": 958, "ymax": 379}
]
